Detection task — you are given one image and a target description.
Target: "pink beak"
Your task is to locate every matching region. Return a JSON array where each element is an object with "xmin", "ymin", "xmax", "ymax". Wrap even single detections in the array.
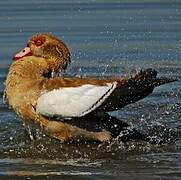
[{"xmin": 13, "ymin": 47, "xmax": 33, "ymax": 61}]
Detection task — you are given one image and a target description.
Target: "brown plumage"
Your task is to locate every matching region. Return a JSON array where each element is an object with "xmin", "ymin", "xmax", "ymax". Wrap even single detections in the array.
[
  {"xmin": 27, "ymin": 33, "xmax": 71, "ymax": 72},
  {"xmin": 5, "ymin": 33, "xmax": 177, "ymax": 143},
  {"xmin": 6, "ymin": 56, "xmax": 114, "ymax": 142}
]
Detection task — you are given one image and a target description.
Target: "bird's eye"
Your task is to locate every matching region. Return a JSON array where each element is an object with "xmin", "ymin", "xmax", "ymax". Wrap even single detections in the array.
[{"xmin": 35, "ymin": 39, "xmax": 44, "ymax": 46}]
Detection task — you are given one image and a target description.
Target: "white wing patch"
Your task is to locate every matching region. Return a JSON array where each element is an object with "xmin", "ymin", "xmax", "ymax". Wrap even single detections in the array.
[{"xmin": 36, "ymin": 82, "xmax": 117, "ymax": 118}]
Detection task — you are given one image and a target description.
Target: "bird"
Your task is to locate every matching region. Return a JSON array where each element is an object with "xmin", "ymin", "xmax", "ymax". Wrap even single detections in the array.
[{"xmin": 5, "ymin": 33, "xmax": 178, "ymax": 143}]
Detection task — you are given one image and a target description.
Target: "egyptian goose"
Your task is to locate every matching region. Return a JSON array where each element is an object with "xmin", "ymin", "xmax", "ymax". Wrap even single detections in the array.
[{"xmin": 5, "ymin": 33, "xmax": 177, "ymax": 143}]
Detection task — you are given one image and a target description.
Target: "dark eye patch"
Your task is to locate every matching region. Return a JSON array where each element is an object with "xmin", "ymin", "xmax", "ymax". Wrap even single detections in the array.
[{"xmin": 34, "ymin": 36, "xmax": 46, "ymax": 47}]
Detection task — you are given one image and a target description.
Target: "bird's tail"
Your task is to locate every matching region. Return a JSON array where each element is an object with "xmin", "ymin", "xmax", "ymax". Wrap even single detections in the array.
[
  {"xmin": 152, "ymin": 77, "xmax": 179, "ymax": 87},
  {"xmin": 128, "ymin": 68, "xmax": 179, "ymax": 88}
]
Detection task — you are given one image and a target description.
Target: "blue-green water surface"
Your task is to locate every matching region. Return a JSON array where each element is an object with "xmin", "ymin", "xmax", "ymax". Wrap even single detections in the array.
[{"xmin": 0, "ymin": 0, "xmax": 180, "ymax": 179}]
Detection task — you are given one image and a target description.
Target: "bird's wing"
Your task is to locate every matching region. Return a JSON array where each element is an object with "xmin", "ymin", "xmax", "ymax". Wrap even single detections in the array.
[
  {"xmin": 36, "ymin": 82, "xmax": 117, "ymax": 118},
  {"xmin": 36, "ymin": 69, "xmax": 177, "ymax": 119},
  {"xmin": 97, "ymin": 69, "xmax": 178, "ymax": 112}
]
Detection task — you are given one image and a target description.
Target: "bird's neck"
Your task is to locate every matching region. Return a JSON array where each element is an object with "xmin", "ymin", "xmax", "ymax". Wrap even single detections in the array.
[
  {"xmin": 5, "ymin": 56, "xmax": 53, "ymax": 103},
  {"xmin": 7, "ymin": 56, "xmax": 47, "ymax": 84}
]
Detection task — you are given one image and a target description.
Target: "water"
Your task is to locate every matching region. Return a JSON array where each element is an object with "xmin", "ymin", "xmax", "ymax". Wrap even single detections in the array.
[{"xmin": 0, "ymin": 0, "xmax": 181, "ymax": 179}]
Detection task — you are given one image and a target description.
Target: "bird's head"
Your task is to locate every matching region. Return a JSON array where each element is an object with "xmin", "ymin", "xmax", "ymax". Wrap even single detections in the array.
[{"xmin": 13, "ymin": 33, "xmax": 71, "ymax": 71}]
